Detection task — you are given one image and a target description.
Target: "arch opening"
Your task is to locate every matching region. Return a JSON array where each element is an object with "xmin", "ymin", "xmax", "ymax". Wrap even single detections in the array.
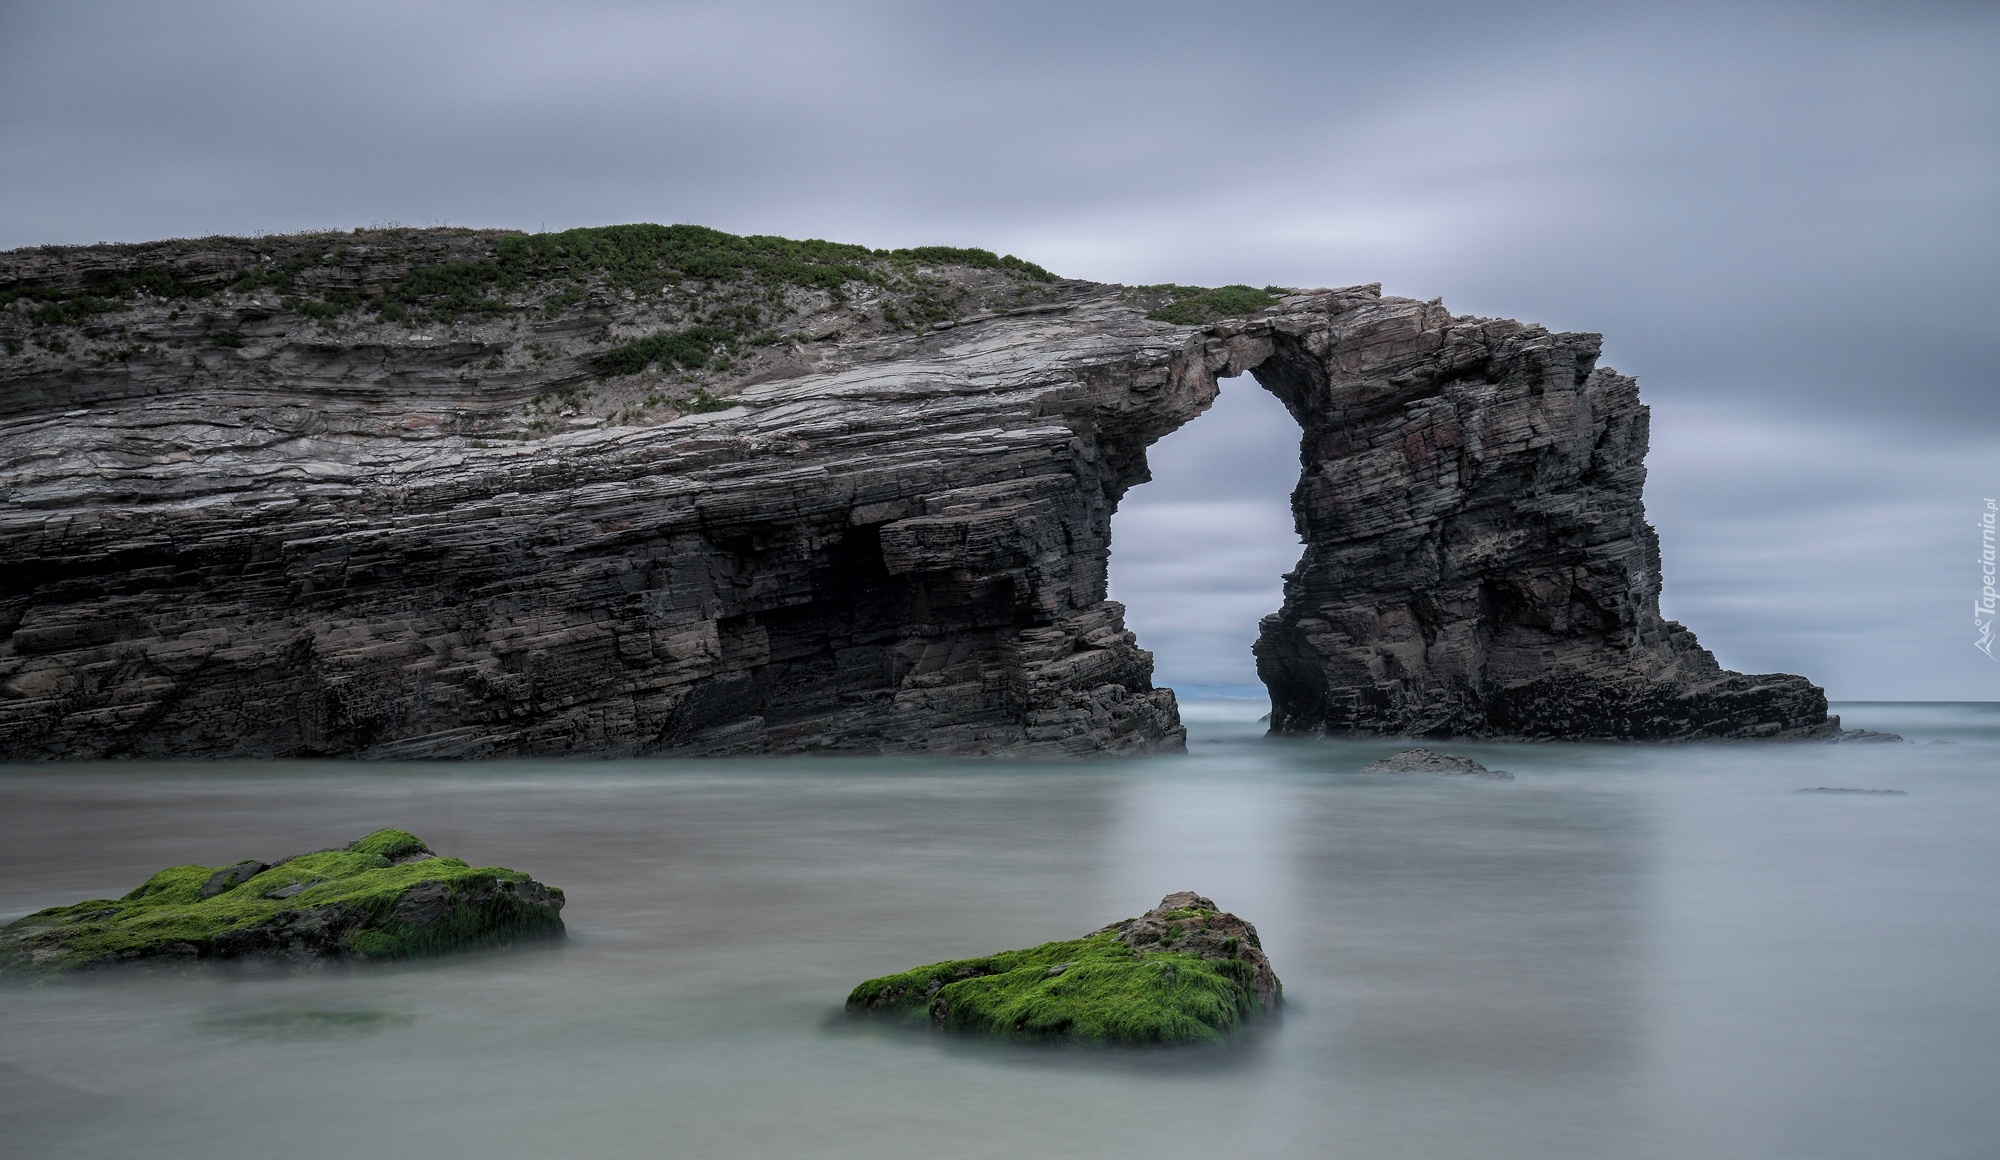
[{"xmin": 1108, "ymin": 373, "xmax": 1303, "ymax": 707}]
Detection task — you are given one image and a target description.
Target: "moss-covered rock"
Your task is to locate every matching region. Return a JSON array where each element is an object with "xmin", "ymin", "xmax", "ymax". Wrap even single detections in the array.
[
  {"xmin": 846, "ymin": 892, "xmax": 1280, "ymax": 1045},
  {"xmin": 0, "ymin": 830, "xmax": 563, "ymax": 975}
]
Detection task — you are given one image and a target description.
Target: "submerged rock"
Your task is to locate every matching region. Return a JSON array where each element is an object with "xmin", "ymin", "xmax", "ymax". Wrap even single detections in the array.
[
  {"xmin": 1360, "ymin": 747, "xmax": 1514, "ymax": 779},
  {"xmin": 846, "ymin": 892, "xmax": 1280, "ymax": 1045},
  {"xmin": 0, "ymin": 829, "xmax": 563, "ymax": 975},
  {"xmin": 1825, "ymin": 729, "xmax": 1904, "ymax": 743}
]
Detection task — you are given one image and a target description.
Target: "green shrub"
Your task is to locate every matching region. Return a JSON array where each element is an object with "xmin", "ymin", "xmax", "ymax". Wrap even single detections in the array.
[
  {"xmin": 1145, "ymin": 284, "xmax": 1280, "ymax": 325},
  {"xmin": 592, "ymin": 324, "xmax": 738, "ymax": 374},
  {"xmin": 890, "ymin": 245, "xmax": 1055, "ymax": 282},
  {"xmin": 682, "ymin": 388, "xmax": 731, "ymax": 414}
]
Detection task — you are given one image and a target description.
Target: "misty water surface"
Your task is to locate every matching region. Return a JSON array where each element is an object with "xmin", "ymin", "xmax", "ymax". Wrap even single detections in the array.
[{"xmin": 2, "ymin": 701, "xmax": 1995, "ymax": 1160}]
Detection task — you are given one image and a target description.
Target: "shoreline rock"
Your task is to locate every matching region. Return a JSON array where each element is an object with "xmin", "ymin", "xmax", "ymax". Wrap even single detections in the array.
[
  {"xmin": 1825, "ymin": 729, "xmax": 1904, "ymax": 743},
  {"xmin": 846, "ymin": 892, "xmax": 1280, "ymax": 1046},
  {"xmin": 0, "ymin": 829, "xmax": 564, "ymax": 975}
]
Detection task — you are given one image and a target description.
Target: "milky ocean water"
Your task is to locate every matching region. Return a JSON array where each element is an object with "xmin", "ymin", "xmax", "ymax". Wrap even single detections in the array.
[{"xmin": 2, "ymin": 701, "xmax": 1996, "ymax": 1160}]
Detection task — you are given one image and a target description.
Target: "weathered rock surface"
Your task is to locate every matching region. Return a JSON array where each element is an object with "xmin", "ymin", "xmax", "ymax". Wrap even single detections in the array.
[
  {"xmin": 0, "ymin": 225, "xmax": 1836, "ymax": 758},
  {"xmin": 845, "ymin": 891, "xmax": 1279, "ymax": 1045},
  {"xmin": 1245, "ymin": 295, "xmax": 1837, "ymax": 740},
  {"xmin": 1096, "ymin": 890, "xmax": 1281, "ymax": 1012},
  {"xmin": 1359, "ymin": 747, "xmax": 1512, "ymax": 779},
  {"xmin": 0, "ymin": 828, "xmax": 564, "ymax": 973}
]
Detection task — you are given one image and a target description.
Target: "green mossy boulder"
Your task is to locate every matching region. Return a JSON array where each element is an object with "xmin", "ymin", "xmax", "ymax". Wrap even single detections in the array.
[
  {"xmin": 846, "ymin": 892, "xmax": 1281, "ymax": 1045},
  {"xmin": 1, "ymin": 829, "xmax": 564, "ymax": 975}
]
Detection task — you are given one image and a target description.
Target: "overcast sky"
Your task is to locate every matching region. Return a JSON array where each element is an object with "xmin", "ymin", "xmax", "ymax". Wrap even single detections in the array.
[{"xmin": 4, "ymin": 0, "xmax": 1994, "ymax": 700}]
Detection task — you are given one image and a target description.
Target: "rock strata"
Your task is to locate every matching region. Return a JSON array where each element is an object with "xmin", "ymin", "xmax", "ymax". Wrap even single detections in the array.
[
  {"xmin": 0, "ymin": 828, "xmax": 564, "ymax": 973},
  {"xmin": 0, "ymin": 224, "xmax": 1836, "ymax": 757},
  {"xmin": 1242, "ymin": 296, "xmax": 1837, "ymax": 740},
  {"xmin": 1359, "ymin": 747, "xmax": 1512, "ymax": 779},
  {"xmin": 846, "ymin": 892, "xmax": 1279, "ymax": 1045}
]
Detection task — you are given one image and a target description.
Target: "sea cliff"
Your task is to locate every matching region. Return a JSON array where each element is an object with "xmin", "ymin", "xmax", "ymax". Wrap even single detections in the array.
[{"xmin": 0, "ymin": 225, "xmax": 1834, "ymax": 757}]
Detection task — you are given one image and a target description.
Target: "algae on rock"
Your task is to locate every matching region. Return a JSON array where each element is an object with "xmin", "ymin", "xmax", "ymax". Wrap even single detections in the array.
[
  {"xmin": 0, "ymin": 829, "xmax": 564, "ymax": 974},
  {"xmin": 846, "ymin": 892, "xmax": 1280, "ymax": 1045}
]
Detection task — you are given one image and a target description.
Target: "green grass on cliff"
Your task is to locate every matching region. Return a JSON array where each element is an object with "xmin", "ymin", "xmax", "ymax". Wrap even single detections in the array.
[
  {"xmin": 382, "ymin": 223, "xmax": 895, "ymax": 320},
  {"xmin": 0, "ymin": 829, "xmax": 563, "ymax": 974},
  {"xmin": 1144, "ymin": 283, "xmax": 1285, "ymax": 325},
  {"xmin": 0, "ymin": 223, "xmax": 1056, "ymax": 333},
  {"xmin": 591, "ymin": 323, "xmax": 742, "ymax": 374},
  {"xmin": 846, "ymin": 931, "xmax": 1260, "ymax": 1045},
  {"xmin": 390, "ymin": 225, "xmax": 1055, "ymax": 329},
  {"xmin": 892, "ymin": 245, "xmax": 1054, "ymax": 281},
  {"xmin": 0, "ymin": 267, "xmax": 213, "ymax": 326}
]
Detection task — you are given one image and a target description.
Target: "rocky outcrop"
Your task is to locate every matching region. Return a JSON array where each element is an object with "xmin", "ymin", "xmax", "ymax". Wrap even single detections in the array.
[
  {"xmin": 1095, "ymin": 890, "xmax": 1281, "ymax": 1013},
  {"xmin": 1243, "ymin": 294, "xmax": 1837, "ymax": 740},
  {"xmin": 846, "ymin": 891, "xmax": 1279, "ymax": 1045},
  {"xmin": 1359, "ymin": 747, "xmax": 1512, "ymax": 779},
  {"xmin": 0, "ymin": 225, "xmax": 1834, "ymax": 758},
  {"xmin": 0, "ymin": 829, "xmax": 565, "ymax": 973}
]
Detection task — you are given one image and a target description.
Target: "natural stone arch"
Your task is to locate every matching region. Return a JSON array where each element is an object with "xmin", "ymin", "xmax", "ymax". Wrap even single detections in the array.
[
  {"xmin": 1163, "ymin": 286, "xmax": 1832, "ymax": 740},
  {"xmin": 0, "ymin": 229, "xmax": 1833, "ymax": 758}
]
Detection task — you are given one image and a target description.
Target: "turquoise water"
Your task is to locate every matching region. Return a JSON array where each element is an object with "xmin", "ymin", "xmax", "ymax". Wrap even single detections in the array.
[{"xmin": 2, "ymin": 701, "xmax": 1995, "ymax": 1159}]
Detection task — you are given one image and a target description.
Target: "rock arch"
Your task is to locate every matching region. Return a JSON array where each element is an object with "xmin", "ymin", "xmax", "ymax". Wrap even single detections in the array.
[
  {"xmin": 1206, "ymin": 287, "xmax": 1832, "ymax": 739},
  {"xmin": 0, "ymin": 231, "xmax": 1834, "ymax": 758}
]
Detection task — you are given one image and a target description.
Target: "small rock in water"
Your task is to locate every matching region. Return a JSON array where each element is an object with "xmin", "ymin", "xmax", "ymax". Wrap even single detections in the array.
[
  {"xmin": 1825, "ymin": 729, "xmax": 1903, "ymax": 743},
  {"xmin": 1360, "ymin": 748, "xmax": 1513, "ymax": 780},
  {"xmin": 1796, "ymin": 787, "xmax": 1908, "ymax": 795},
  {"xmin": 846, "ymin": 891, "xmax": 1281, "ymax": 1046},
  {"xmin": 1, "ymin": 828, "xmax": 565, "ymax": 975}
]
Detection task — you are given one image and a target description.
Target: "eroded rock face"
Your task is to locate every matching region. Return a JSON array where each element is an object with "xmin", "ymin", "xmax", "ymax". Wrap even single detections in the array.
[
  {"xmin": 1240, "ymin": 291, "xmax": 1837, "ymax": 740},
  {"xmin": 0, "ymin": 232, "xmax": 1218, "ymax": 758},
  {"xmin": 0, "ymin": 228, "xmax": 1833, "ymax": 757}
]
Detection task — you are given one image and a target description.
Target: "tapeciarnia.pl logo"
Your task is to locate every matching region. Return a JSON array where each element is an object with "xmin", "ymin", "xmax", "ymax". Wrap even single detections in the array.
[{"xmin": 1979, "ymin": 498, "xmax": 1997, "ymax": 659}]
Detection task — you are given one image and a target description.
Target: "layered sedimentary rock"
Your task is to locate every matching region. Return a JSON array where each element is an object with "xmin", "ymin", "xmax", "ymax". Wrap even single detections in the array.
[
  {"xmin": 0, "ymin": 226, "xmax": 1833, "ymax": 759},
  {"xmin": 1242, "ymin": 292, "xmax": 1837, "ymax": 739}
]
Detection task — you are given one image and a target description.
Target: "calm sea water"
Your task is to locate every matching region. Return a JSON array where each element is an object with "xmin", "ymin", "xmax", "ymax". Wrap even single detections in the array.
[{"xmin": 2, "ymin": 701, "xmax": 1996, "ymax": 1160}]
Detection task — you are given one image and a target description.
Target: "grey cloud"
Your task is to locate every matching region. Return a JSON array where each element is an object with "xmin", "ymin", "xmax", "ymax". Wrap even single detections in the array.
[
  {"xmin": 2, "ymin": 0, "xmax": 1994, "ymax": 698},
  {"xmin": 1110, "ymin": 381, "xmax": 1301, "ymax": 691},
  {"xmin": 1646, "ymin": 403, "xmax": 1993, "ymax": 701}
]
